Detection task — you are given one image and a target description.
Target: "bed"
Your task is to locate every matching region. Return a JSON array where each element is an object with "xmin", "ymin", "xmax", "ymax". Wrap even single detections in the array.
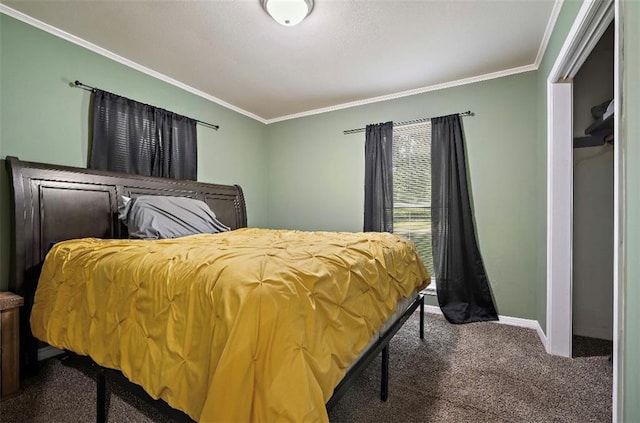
[{"xmin": 5, "ymin": 156, "xmax": 429, "ymax": 422}]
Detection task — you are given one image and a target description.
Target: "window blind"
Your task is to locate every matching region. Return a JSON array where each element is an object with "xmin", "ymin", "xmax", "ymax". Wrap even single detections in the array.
[{"xmin": 392, "ymin": 122, "xmax": 434, "ymax": 275}]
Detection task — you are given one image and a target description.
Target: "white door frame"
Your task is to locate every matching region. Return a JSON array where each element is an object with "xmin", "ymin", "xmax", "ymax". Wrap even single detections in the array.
[
  {"xmin": 546, "ymin": 80, "xmax": 573, "ymax": 357},
  {"xmin": 546, "ymin": 0, "xmax": 619, "ymax": 419}
]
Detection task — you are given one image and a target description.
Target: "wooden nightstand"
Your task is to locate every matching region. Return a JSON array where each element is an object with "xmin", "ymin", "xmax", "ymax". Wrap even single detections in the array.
[{"xmin": 0, "ymin": 292, "xmax": 24, "ymax": 397}]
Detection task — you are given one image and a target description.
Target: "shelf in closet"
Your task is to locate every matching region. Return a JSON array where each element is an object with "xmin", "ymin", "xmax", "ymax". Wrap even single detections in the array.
[{"xmin": 574, "ymin": 113, "xmax": 614, "ymax": 148}]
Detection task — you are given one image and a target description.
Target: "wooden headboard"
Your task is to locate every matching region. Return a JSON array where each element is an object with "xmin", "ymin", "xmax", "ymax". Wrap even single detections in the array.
[{"xmin": 5, "ymin": 156, "xmax": 247, "ymax": 374}]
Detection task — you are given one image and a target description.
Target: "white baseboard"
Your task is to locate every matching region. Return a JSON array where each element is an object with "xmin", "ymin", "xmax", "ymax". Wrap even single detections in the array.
[
  {"xmin": 37, "ymin": 346, "xmax": 65, "ymax": 361},
  {"xmin": 535, "ymin": 321, "xmax": 548, "ymax": 350},
  {"xmin": 424, "ymin": 304, "xmax": 444, "ymax": 316},
  {"xmin": 423, "ymin": 305, "xmax": 548, "ymax": 349}
]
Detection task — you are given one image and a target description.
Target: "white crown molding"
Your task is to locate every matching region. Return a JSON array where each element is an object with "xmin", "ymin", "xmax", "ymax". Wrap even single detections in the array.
[
  {"xmin": 271, "ymin": 0, "xmax": 563, "ymax": 126},
  {"xmin": 2, "ymin": 2, "xmax": 557, "ymax": 126},
  {"xmin": 0, "ymin": 4, "xmax": 268, "ymax": 125},
  {"xmin": 265, "ymin": 63, "xmax": 537, "ymax": 124},
  {"xmin": 534, "ymin": 0, "xmax": 565, "ymax": 68}
]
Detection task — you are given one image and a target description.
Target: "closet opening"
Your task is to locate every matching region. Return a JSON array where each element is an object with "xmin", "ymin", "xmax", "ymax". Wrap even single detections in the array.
[{"xmin": 571, "ymin": 21, "xmax": 614, "ymax": 359}]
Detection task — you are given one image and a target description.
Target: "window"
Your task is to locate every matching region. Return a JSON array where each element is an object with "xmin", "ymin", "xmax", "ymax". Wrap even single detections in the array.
[{"xmin": 392, "ymin": 122, "xmax": 435, "ymax": 285}]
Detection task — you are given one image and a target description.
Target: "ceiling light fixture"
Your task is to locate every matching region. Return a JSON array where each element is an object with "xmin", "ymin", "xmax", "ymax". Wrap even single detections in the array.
[{"xmin": 261, "ymin": 0, "xmax": 314, "ymax": 26}]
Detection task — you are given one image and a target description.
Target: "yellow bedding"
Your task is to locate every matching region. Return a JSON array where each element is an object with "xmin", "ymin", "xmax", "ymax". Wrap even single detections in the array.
[{"xmin": 31, "ymin": 228, "xmax": 429, "ymax": 422}]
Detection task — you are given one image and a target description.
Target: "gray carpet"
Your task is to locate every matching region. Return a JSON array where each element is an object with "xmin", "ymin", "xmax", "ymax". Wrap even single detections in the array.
[
  {"xmin": 572, "ymin": 335, "xmax": 613, "ymax": 358},
  {"xmin": 0, "ymin": 313, "xmax": 612, "ymax": 422}
]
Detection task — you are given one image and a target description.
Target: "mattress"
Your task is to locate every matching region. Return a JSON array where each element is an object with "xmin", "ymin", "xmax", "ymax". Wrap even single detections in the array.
[{"xmin": 31, "ymin": 228, "xmax": 429, "ymax": 422}]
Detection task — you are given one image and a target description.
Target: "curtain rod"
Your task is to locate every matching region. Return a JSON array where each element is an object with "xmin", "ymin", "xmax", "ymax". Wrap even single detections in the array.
[
  {"xmin": 73, "ymin": 80, "xmax": 220, "ymax": 131},
  {"xmin": 342, "ymin": 110, "xmax": 474, "ymax": 135}
]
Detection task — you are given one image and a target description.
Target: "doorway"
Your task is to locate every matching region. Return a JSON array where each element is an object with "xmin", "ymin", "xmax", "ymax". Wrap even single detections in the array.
[
  {"xmin": 546, "ymin": 0, "xmax": 619, "ymax": 420},
  {"xmin": 571, "ymin": 22, "xmax": 614, "ymax": 357}
]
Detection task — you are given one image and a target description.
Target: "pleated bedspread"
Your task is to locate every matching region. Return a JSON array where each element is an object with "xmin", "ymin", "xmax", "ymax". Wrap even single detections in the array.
[{"xmin": 31, "ymin": 228, "xmax": 429, "ymax": 422}]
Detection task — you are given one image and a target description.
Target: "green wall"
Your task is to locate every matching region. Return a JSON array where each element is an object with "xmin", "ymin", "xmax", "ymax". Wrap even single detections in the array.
[
  {"xmin": 267, "ymin": 72, "xmax": 540, "ymax": 319},
  {"xmin": 2, "ymin": 4, "xmax": 640, "ymax": 420},
  {"xmin": 0, "ymin": 14, "xmax": 269, "ymax": 291},
  {"xmin": 621, "ymin": 0, "xmax": 640, "ymax": 419}
]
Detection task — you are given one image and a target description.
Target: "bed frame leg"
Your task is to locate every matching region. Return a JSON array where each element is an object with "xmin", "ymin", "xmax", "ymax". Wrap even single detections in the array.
[
  {"xmin": 420, "ymin": 295, "xmax": 425, "ymax": 340},
  {"xmin": 97, "ymin": 368, "xmax": 107, "ymax": 423},
  {"xmin": 380, "ymin": 345, "xmax": 389, "ymax": 402}
]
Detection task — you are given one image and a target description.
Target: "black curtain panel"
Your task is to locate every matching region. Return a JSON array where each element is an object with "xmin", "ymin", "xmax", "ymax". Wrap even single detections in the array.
[
  {"xmin": 364, "ymin": 121, "xmax": 394, "ymax": 232},
  {"xmin": 431, "ymin": 114, "xmax": 498, "ymax": 324},
  {"xmin": 90, "ymin": 89, "xmax": 197, "ymax": 180},
  {"xmin": 155, "ymin": 111, "xmax": 198, "ymax": 180}
]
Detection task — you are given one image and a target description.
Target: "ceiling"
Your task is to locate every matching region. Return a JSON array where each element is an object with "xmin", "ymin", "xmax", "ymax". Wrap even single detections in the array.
[{"xmin": 1, "ymin": 0, "xmax": 559, "ymax": 123}]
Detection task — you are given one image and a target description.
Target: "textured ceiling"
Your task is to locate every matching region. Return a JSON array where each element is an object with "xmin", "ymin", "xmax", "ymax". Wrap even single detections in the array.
[{"xmin": 1, "ymin": 0, "xmax": 558, "ymax": 122}]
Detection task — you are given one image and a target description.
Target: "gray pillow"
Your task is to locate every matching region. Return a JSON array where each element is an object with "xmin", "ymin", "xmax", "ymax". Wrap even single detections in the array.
[{"xmin": 118, "ymin": 195, "xmax": 230, "ymax": 239}]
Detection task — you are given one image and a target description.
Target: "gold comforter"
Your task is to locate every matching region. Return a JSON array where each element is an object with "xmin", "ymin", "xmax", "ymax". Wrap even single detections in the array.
[{"xmin": 31, "ymin": 228, "xmax": 429, "ymax": 422}]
